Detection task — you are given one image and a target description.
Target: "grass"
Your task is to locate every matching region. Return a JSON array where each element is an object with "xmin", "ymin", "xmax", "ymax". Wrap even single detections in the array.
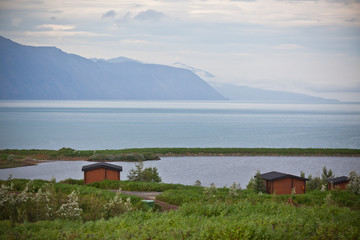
[
  {"xmin": 1, "ymin": 147, "xmax": 359, "ymax": 169},
  {"xmin": 1, "ymin": 178, "xmax": 360, "ymax": 239}
]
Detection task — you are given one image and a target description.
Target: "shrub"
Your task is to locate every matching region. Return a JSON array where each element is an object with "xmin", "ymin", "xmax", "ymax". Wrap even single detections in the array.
[
  {"xmin": 246, "ymin": 177, "xmax": 255, "ymax": 190},
  {"xmin": 103, "ymin": 188, "xmax": 132, "ymax": 219},
  {"xmin": 127, "ymin": 161, "xmax": 162, "ymax": 182},
  {"xmin": 56, "ymin": 190, "xmax": 82, "ymax": 220},
  {"xmin": 204, "ymin": 183, "xmax": 218, "ymax": 201},
  {"xmin": 229, "ymin": 182, "xmax": 241, "ymax": 198},
  {"xmin": 253, "ymin": 170, "xmax": 266, "ymax": 193},
  {"xmin": 194, "ymin": 180, "xmax": 202, "ymax": 186},
  {"xmin": 307, "ymin": 175, "xmax": 323, "ymax": 191},
  {"xmin": 88, "ymin": 153, "xmax": 160, "ymax": 162},
  {"xmin": 347, "ymin": 171, "xmax": 360, "ymax": 194}
]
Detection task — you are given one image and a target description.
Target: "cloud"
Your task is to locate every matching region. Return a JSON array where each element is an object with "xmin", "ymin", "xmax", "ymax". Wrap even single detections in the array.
[
  {"xmin": 11, "ymin": 18, "xmax": 22, "ymax": 26},
  {"xmin": 37, "ymin": 24, "xmax": 76, "ymax": 31},
  {"xmin": 134, "ymin": 9, "xmax": 166, "ymax": 21},
  {"xmin": 102, "ymin": 10, "xmax": 117, "ymax": 20}
]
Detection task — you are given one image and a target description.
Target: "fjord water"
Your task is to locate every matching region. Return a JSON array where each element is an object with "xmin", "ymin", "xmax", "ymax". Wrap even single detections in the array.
[
  {"xmin": 1, "ymin": 157, "xmax": 360, "ymax": 187},
  {"xmin": 0, "ymin": 100, "xmax": 359, "ymax": 149}
]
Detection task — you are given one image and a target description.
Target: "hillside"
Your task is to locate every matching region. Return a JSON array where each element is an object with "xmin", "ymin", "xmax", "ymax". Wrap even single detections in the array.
[{"xmin": 0, "ymin": 36, "xmax": 225, "ymax": 100}]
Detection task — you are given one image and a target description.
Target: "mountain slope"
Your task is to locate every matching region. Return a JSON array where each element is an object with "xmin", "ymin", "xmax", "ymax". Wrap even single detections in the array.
[
  {"xmin": 213, "ymin": 84, "xmax": 339, "ymax": 103},
  {"xmin": 0, "ymin": 36, "xmax": 225, "ymax": 100}
]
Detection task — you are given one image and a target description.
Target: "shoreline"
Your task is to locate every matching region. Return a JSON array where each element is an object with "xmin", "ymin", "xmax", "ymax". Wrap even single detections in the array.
[{"xmin": 1, "ymin": 147, "xmax": 360, "ymax": 169}]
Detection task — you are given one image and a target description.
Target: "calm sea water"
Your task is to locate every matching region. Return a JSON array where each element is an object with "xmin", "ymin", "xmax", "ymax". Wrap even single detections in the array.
[
  {"xmin": 0, "ymin": 100, "xmax": 359, "ymax": 149},
  {"xmin": 0, "ymin": 157, "xmax": 359, "ymax": 187}
]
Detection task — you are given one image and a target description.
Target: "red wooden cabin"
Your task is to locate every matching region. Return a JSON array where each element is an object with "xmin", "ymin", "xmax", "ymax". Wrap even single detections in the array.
[
  {"xmin": 257, "ymin": 171, "xmax": 308, "ymax": 195},
  {"xmin": 328, "ymin": 176, "xmax": 349, "ymax": 190},
  {"xmin": 82, "ymin": 162, "xmax": 123, "ymax": 184}
]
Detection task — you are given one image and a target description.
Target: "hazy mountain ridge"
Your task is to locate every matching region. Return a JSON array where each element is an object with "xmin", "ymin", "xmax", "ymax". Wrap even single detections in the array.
[
  {"xmin": 0, "ymin": 36, "xmax": 225, "ymax": 100},
  {"xmin": 212, "ymin": 84, "xmax": 339, "ymax": 103},
  {"xmin": 0, "ymin": 36, "xmax": 339, "ymax": 102},
  {"xmin": 170, "ymin": 62, "xmax": 337, "ymax": 103}
]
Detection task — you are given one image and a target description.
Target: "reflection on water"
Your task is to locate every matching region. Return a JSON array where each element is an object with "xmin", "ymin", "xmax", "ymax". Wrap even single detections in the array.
[{"xmin": 0, "ymin": 156, "xmax": 359, "ymax": 187}]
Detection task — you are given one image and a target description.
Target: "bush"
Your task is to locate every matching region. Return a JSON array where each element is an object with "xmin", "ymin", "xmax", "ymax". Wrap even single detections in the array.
[
  {"xmin": 88, "ymin": 153, "xmax": 160, "ymax": 162},
  {"xmin": 127, "ymin": 161, "xmax": 162, "ymax": 182},
  {"xmin": 254, "ymin": 170, "xmax": 266, "ymax": 193},
  {"xmin": 347, "ymin": 171, "xmax": 360, "ymax": 194},
  {"xmin": 0, "ymin": 179, "xmax": 139, "ymax": 223},
  {"xmin": 204, "ymin": 183, "xmax": 218, "ymax": 201}
]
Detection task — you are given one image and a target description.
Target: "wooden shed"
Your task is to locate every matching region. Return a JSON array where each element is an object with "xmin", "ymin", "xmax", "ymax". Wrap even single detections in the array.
[
  {"xmin": 328, "ymin": 176, "xmax": 349, "ymax": 190},
  {"xmin": 81, "ymin": 162, "xmax": 123, "ymax": 184},
  {"xmin": 257, "ymin": 171, "xmax": 308, "ymax": 195}
]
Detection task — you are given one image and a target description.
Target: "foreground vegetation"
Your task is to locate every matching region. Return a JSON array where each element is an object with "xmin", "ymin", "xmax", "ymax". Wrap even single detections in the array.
[
  {"xmin": 1, "ymin": 177, "xmax": 360, "ymax": 239},
  {"xmin": 1, "ymin": 147, "xmax": 359, "ymax": 169}
]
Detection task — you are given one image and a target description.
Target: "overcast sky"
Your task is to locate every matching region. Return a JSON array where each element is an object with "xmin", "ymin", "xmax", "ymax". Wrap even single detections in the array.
[{"xmin": 0, "ymin": 0, "xmax": 359, "ymax": 101}]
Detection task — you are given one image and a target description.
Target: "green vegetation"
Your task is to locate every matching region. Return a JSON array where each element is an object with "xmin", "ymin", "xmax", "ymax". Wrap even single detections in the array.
[
  {"xmin": 1, "ymin": 147, "xmax": 359, "ymax": 169},
  {"xmin": 88, "ymin": 153, "xmax": 160, "ymax": 162},
  {"xmin": 0, "ymin": 178, "xmax": 144, "ymax": 223},
  {"xmin": 127, "ymin": 161, "xmax": 162, "ymax": 182},
  {"xmin": 1, "ymin": 177, "xmax": 360, "ymax": 239}
]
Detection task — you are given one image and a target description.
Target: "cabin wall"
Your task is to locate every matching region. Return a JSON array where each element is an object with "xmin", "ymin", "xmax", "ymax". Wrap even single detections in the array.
[
  {"xmin": 272, "ymin": 178, "xmax": 292, "ymax": 194},
  {"xmin": 107, "ymin": 169, "xmax": 120, "ymax": 181},
  {"xmin": 329, "ymin": 182, "xmax": 349, "ymax": 190},
  {"xmin": 270, "ymin": 178, "xmax": 306, "ymax": 195},
  {"xmin": 292, "ymin": 179, "xmax": 306, "ymax": 194},
  {"xmin": 84, "ymin": 168, "xmax": 121, "ymax": 184},
  {"xmin": 84, "ymin": 168, "xmax": 105, "ymax": 184}
]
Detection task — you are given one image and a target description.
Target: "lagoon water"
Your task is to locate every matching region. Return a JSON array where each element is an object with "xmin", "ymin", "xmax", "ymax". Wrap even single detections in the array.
[
  {"xmin": 0, "ymin": 100, "xmax": 360, "ymax": 149},
  {"xmin": 0, "ymin": 157, "xmax": 359, "ymax": 187}
]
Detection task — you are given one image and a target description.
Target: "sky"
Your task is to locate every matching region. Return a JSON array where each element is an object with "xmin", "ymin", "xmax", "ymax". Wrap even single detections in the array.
[{"xmin": 0, "ymin": 0, "xmax": 360, "ymax": 101}]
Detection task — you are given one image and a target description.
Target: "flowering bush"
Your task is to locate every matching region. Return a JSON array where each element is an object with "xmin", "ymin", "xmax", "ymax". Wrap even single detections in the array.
[
  {"xmin": 347, "ymin": 171, "xmax": 360, "ymax": 194},
  {"xmin": 103, "ymin": 188, "xmax": 132, "ymax": 219},
  {"xmin": 56, "ymin": 190, "xmax": 82, "ymax": 220},
  {"xmin": 229, "ymin": 182, "xmax": 241, "ymax": 198},
  {"xmin": 204, "ymin": 183, "xmax": 217, "ymax": 201}
]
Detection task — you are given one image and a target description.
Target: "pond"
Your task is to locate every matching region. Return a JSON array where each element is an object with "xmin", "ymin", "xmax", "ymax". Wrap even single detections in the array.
[{"xmin": 0, "ymin": 156, "xmax": 359, "ymax": 187}]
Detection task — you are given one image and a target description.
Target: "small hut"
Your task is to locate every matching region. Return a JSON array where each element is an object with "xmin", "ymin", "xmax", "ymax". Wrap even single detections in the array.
[
  {"xmin": 257, "ymin": 171, "xmax": 308, "ymax": 195},
  {"xmin": 328, "ymin": 176, "xmax": 349, "ymax": 190},
  {"xmin": 82, "ymin": 162, "xmax": 123, "ymax": 184}
]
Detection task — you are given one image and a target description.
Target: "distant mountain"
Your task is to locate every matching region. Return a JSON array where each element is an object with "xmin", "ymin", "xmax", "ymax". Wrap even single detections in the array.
[
  {"xmin": 90, "ymin": 56, "xmax": 140, "ymax": 64},
  {"xmin": 0, "ymin": 36, "xmax": 225, "ymax": 100},
  {"xmin": 213, "ymin": 84, "xmax": 339, "ymax": 103},
  {"xmin": 173, "ymin": 62, "xmax": 215, "ymax": 81},
  {"xmin": 172, "ymin": 63, "xmax": 338, "ymax": 103}
]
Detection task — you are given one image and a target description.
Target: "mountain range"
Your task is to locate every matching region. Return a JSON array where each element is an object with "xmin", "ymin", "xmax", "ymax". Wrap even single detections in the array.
[
  {"xmin": 0, "ymin": 36, "xmax": 338, "ymax": 102},
  {"xmin": 0, "ymin": 36, "xmax": 224, "ymax": 100}
]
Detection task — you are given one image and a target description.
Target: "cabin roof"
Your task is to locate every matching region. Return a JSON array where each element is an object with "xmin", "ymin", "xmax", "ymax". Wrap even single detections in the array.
[
  {"xmin": 256, "ymin": 171, "xmax": 308, "ymax": 181},
  {"xmin": 81, "ymin": 162, "xmax": 123, "ymax": 172},
  {"xmin": 328, "ymin": 176, "xmax": 349, "ymax": 185}
]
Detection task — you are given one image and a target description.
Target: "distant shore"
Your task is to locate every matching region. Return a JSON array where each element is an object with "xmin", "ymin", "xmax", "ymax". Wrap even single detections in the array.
[{"xmin": 1, "ymin": 147, "xmax": 360, "ymax": 169}]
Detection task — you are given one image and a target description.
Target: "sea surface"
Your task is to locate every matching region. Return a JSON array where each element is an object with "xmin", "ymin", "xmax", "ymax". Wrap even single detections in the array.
[
  {"xmin": 0, "ymin": 157, "xmax": 359, "ymax": 187},
  {"xmin": 0, "ymin": 100, "xmax": 359, "ymax": 150}
]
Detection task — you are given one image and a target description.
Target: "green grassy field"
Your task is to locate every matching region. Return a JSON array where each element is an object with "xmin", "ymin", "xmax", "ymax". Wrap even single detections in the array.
[{"xmin": 1, "ymin": 178, "xmax": 359, "ymax": 239}]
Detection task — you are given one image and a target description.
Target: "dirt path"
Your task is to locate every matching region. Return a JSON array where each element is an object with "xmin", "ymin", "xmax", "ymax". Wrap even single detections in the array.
[{"xmin": 120, "ymin": 191, "xmax": 179, "ymax": 211}]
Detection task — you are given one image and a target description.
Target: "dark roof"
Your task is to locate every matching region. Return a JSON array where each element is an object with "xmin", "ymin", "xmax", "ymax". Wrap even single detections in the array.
[
  {"xmin": 256, "ymin": 171, "xmax": 308, "ymax": 181},
  {"xmin": 81, "ymin": 162, "xmax": 123, "ymax": 172},
  {"xmin": 328, "ymin": 176, "xmax": 349, "ymax": 185}
]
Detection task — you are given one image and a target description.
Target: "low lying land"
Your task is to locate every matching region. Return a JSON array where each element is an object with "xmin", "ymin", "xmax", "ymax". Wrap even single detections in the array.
[
  {"xmin": 1, "ymin": 178, "xmax": 360, "ymax": 239},
  {"xmin": 1, "ymin": 147, "xmax": 359, "ymax": 169}
]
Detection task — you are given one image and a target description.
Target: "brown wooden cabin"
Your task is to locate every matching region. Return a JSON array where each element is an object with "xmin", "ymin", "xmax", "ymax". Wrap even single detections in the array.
[
  {"xmin": 327, "ymin": 176, "xmax": 349, "ymax": 190},
  {"xmin": 81, "ymin": 162, "xmax": 123, "ymax": 184},
  {"xmin": 257, "ymin": 171, "xmax": 308, "ymax": 195}
]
